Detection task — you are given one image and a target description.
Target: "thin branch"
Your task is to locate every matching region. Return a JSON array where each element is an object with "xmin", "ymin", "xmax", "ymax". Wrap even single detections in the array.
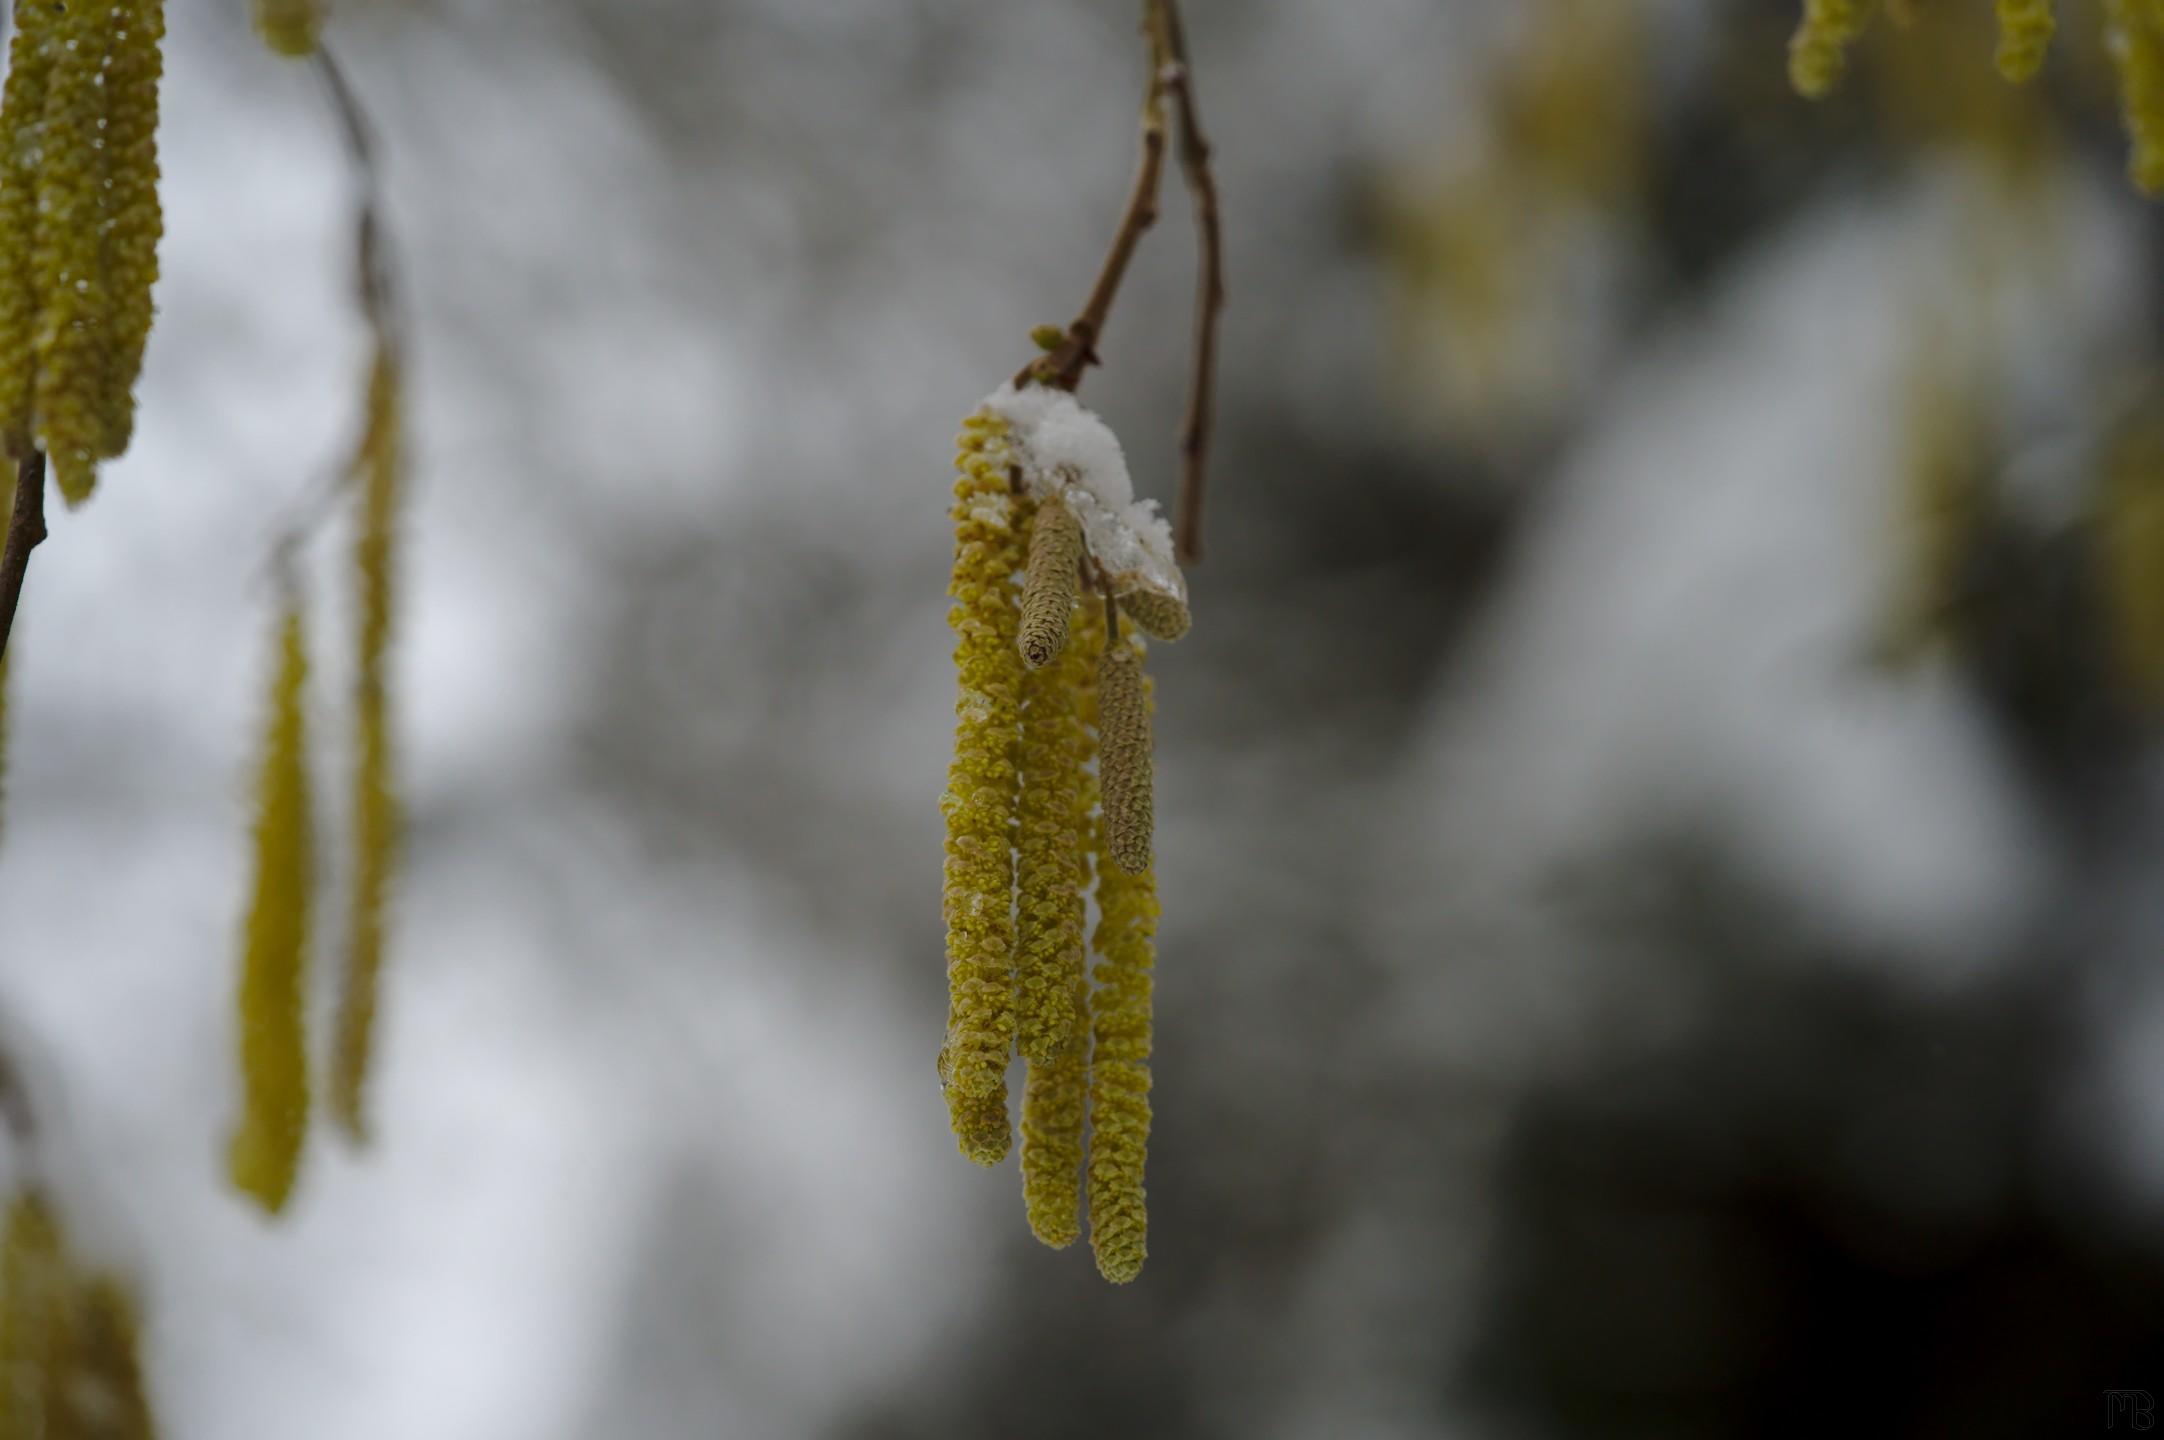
[
  {"xmin": 1153, "ymin": 0, "xmax": 1223, "ymax": 565},
  {"xmin": 0, "ymin": 452, "xmax": 47, "ymax": 666},
  {"xmin": 1015, "ymin": 26, "xmax": 1170, "ymax": 393}
]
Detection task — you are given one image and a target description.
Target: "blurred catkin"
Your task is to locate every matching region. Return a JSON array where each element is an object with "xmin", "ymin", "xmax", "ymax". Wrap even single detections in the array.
[
  {"xmin": 252, "ymin": 0, "xmax": 324, "ymax": 57},
  {"xmin": 1013, "ymin": 542, "xmax": 1094, "ymax": 1062},
  {"xmin": 330, "ymin": 347, "xmax": 403, "ymax": 1145},
  {"xmin": 2107, "ymin": 0, "xmax": 2164, "ymax": 193},
  {"xmin": 1087, "ymin": 691, "xmax": 1157, "ymax": 1283},
  {"xmin": 0, "ymin": 1190, "xmax": 65, "ymax": 1437},
  {"xmin": 0, "ymin": 2, "xmax": 56, "ymax": 459},
  {"xmin": 65, "ymin": 1277, "xmax": 155, "ymax": 1440},
  {"xmin": 941, "ymin": 412, "xmax": 1029, "ymax": 1159},
  {"xmin": 1883, "ymin": 342, "xmax": 1985, "ymax": 663},
  {"xmin": 1994, "ymin": 0, "xmax": 2055, "ymax": 82},
  {"xmin": 1789, "ymin": 0, "xmax": 1875, "ymax": 98},
  {"xmin": 1018, "ymin": 493, "xmax": 1081, "ymax": 668},
  {"xmin": 1019, "ymin": 605, "xmax": 1103, "ymax": 1248},
  {"xmin": 1117, "ymin": 588, "xmax": 1191, "ymax": 643},
  {"xmin": 228, "ymin": 598, "xmax": 314, "ymax": 1215},
  {"xmin": 1097, "ymin": 631, "xmax": 1154, "ymax": 876},
  {"xmin": 2100, "ymin": 399, "xmax": 2164, "ymax": 708}
]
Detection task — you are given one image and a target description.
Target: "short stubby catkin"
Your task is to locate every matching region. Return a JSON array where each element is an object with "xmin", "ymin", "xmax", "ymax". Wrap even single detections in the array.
[
  {"xmin": 1018, "ymin": 494, "xmax": 1082, "ymax": 668},
  {"xmin": 1789, "ymin": 0, "xmax": 1874, "ymax": 99},
  {"xmin": 1097, "ymin": 631, "xmax": 1154, "ymax": 876},
  {"xmin": 941, "ymin": 412, "xmax": 1029, "ymax": 1153},
  {"xmin": 2108, "ymin": 0, "xmax": 2164, "ymax": 194},
  {"xmin": 1117, "ymin": 587, "xmax": 1191, "ymax": 643},
  {"xmin": 228, "ymin": 598, "xmax": 315, "ymax": 1215},
  {"xmin": 252, "ymin": 0, "xmax": 325, "ymax": 57},
  {"xmin": 1087, "ymin": 773, "xmax": 1158, "ymax": 1284},
  {"xmin": 1995, "ymin": 0, "xmax": 2056, "ymax": 82}
]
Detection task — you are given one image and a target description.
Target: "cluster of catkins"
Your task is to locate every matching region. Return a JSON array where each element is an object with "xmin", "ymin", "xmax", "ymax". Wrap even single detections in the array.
[
  {"xmin": 1790, "ymin": 0, "xmax": 2164, "ymax": 192},
  {"xmin": 940, "ymin": 397, "xmax": 1188, "ymax": 1285},
  {"xmin": 0, "ymin": 0, "xmax": 165, "ymax": 505},
  {"xmin": 0, "ymin": 1189, "xmax": 156, "ymax": 1438}
]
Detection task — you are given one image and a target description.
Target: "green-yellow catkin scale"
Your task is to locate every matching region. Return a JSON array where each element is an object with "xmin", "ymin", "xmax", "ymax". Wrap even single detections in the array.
[
  {"xmin": 63, "ymin": 1277, "xmax": 156, "ymax": 1440},
  {"xmin": 1020, "ymin": 602, "xmax": 1103, "ymax": 1249},
  {"xmin": 1789, "ymin": 0, "xmax": 1875, "ymax": 99},
  {"xmin": 1117, "ymin": 588, "xmax": 1191, "ymax": 643},
  {"xmin": 940, "ymin": 411, "xmax": 1029, "ymax": 1157},
  {"xmin": 1087, "ymin": 695, "xmax": 1157, "ymax": 1285},
  {"xmin": 1013, "ymin": 541, "xmax": 1094, "ymax": 1062},
  {"xmin": 2107, "ymin": 0, "xmax": 2164, "ymax": 193},
  {"xmin": 329, "ymin": 349, "xmax": 402, "ymax": 1145},
  {"xmin": 0, "ymin": 1190, "xmax": 66, "ymax": 1439},
  {"xmin": 1018, "ymin": 494, "xmax": 1081, "ymax": 669},
  {"xmin": 228, "ymin": 599, "xmax": 314, "ymax": 1215},
  {"xmin": 0, "ymin": 1, "xmax": 58, "ymax": 459},
  {"xmin": 2100, "ymin": 403, "xmax": 2164, "ymax": 708},
  {"xmin": 1097, "ymin": 631, "xmax": 1154, "ymax": 876},
  {"xmin": 1994, "ymin": 0, "xmax": 2056, "ymax": 82},
  {"xmin": 251, "ymin": 0, "xmax": 324, "ymax": 58}
]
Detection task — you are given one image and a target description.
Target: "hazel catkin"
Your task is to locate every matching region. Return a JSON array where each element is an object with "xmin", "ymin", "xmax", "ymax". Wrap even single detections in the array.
[
  {"xmin": 1097, "ymin": 630, "xmax": 1154, "ymax": 876},
  {"xmin": 1789, "ymin": 0, "xmax": 1874, "ymax": 99},
  {"xmin": 1117, "ymin": 588, "xmax": 1191, "ymax": 643},
  {"xmin": 1018, "ymin": 493, "xmax": 1082, "ymax": 669}
]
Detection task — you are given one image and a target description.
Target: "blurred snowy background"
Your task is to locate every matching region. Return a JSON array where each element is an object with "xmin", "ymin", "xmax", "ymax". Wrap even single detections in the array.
[{"xmin": 1, "ymin": 0, "xmax": 2162, "ymax": 1434}]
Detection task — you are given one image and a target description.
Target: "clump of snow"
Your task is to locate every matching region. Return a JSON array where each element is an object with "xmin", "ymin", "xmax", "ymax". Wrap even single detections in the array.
[{"xmin": 982, "ymin": 383, "xmax": 1187, "ymax": 603}]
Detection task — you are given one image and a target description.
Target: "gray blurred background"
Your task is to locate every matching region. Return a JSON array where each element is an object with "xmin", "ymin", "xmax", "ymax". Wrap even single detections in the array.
[{"xmin": 2, "ymin": 0, "xmax": 2163, "ymax": 1435}]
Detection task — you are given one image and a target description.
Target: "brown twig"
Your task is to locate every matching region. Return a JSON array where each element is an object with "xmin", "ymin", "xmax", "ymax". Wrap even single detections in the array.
[
  {"xmin": 0, "ymin": 452, "xmax": 47, "ymax": 667},
  {"xmin": 1014, "ymin": 20, "xmax": 1170, "ymax": 394},
  {"xmin": 1153, "ymin": 0, "xmax": 1223, "ymax": 564}
]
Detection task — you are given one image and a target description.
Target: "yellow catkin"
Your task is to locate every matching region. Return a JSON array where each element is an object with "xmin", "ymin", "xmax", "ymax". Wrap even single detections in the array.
[
  {"xmin": 0, "ymin": 1, "xmax": 57, "ymax": 458},
  {"xmin": 329, "ymin": 348, "xmax": 402, "ymax": 1145},
  {"xmin": 2107, "ymin": 0, "xmax": 2164, "ymax": 193},
  {"xmin": 1013, "ymin": 548, "xmax": 1094, "ymax": 1062},
  {"xmin": 1096, "ymin": 630, "xmax": 1154, "ymax": 876},
  {"xmin": 1994, "ymin": 0, "xmax": 2056, "ymax": 82},
  {"xmin": 1789, "ymin": 0, "xmax": 1875, "ymax": 99},
  {"xmin": 251, "ymin": 0, "xmax": 324, "ymax": 58},
  {"xmin": 1087, "ymin": 683, "xmax": 1157, "ymax": 1285},
  {"xmin": 2100, "ymin": 400, "xmax": 2164, "ymax": 708},
  {"xmin": 228, "ymin": 598, "xmax": 314, "ymax": 1215},
  {"xmin": 30, "ymin": 0, "xmax": 114, "ymax": 503},
  {"xmin": 940, "ymin": 411, "xmax": 1029, "ymax": 1161},
  {"xmin": 96, "ymin": 0, "xmax": 166, "ymax": 463},
  {"xmin": 62, "ymin": 1277, "xmax": 156, "ymax": 1440},
  {"xmin": 0, "ymin": 1189, "xmax": 66, "ymax": 1438},
  {"xmin": 1117, "ymin": 588, "xmax": 1190, "ymax": 643},
  {"xmin": 1020, "ymin": 602, "xmax": 1103, "ymax": 1249},
  {"xmin": 1017, "ymin": 493, "xmax": 1081, "ymax": 669}
]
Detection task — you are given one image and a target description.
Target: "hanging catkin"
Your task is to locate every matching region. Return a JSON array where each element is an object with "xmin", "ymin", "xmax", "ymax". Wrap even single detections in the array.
[
  {"xmin": 1097, "ymin": 628, "xmax": 1154, "ymax": 876},
  {"xmin": 0, "ymin": 1190, "xmax": 64, "ymax": 1437},
  {"xmin": 1117, "ymin": 588, "xmax": 1190, "ymax": 643},
  {"xmin": 1995, "ymin": 0, "xmax": 2056, "ymax": 82},
  {"xmin": 940, "ymin": 411, "xmax": 1029, "ymax": 1163},
  {"xmin": 1013, "ymin": 523, "xmax": 1093, "ymax": 1062},
  {"xmin": 228, "ymin": 597, "xmax": 314, "ymax": 1215},
  {"xmin": 0, "ymin": 2, "xmax": 56, "ymax": 462},
  {"xmin": 1788, "ymin": 0, "xmax": 1874, "ymax": 99},
  {"xmin": 1020, "ymin": 600, "xmax": 1104, "ymax": 1249},
  {"xmin": 329, "ymin": 347, "xmax": 402, "ymax": 1144},
  {"xmin": 1018, "ymin": 492, "xmax": 1081, "ymax": 669},
  {"xmin": 1087, "ymin": 670, "xmax": 1158, "ymax": 1283},
  {"xmin": 252, "ymin": 0, "xmax": 325, "ymax": 57},
  {"xmin": 68, "ymin": 1276, "xmax": 156, "ymax": 1440}
]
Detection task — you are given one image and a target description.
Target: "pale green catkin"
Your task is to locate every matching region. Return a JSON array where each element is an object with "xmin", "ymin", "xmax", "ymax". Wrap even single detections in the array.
[
  {"xmin": 1117, "ymin": 588, "xmax": 1190, "ymax": 643},
  {"xmin": 1018, "ymin": 493, "xmax": 1081, "ymax": 669}
]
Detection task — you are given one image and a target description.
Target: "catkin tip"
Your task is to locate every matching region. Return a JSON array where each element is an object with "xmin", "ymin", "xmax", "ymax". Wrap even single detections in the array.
[
  {"xmin": 1994, "ymin": 0, "xmax": 2056, "ymax": 83},
  {"xmin": 1118, "ymin": 588, "xmax": 1191, "ymax": 643},
  {"xmin": 1788, "ymin": 0, "xmax": 1873, "ymax": 99},
  {"xmin": 1018, "ymin": 495, "xmax": 1082, "ymax": 669}
]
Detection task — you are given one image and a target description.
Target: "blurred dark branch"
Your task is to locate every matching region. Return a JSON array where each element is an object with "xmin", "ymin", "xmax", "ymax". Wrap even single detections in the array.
[
  {"xmin": 0, "ymin": 452, "xmax": 47, "ymax": 666},
  {"xmin": 1154, "ymin": 0, "xmax": 1222, "ymax": 565}
]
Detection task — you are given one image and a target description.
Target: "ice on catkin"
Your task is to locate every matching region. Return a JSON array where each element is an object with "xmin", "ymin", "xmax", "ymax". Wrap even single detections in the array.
[
  {"xmin": 1789, "ymin": 0, "xmax": 1874, "ymax": 99},
  {"xmin": 1018, "ymin": 493, "xmax": 1082, "ymax": 668},
  {"xmin": 228, "ymin": 598, "xmax": 314, "ymax": 1215},
  {"xmin": 1097, "ymin": 629, "xmax": 1154, "ymax": 876},
  {"xmin": 252, "ymin": 0, "xmax": 325, "ymax": 57},
  {"xmin": 330, "ymin": 348, "xmax": 403, "ymax": 1145},
  {"xmin": 1087, "ymin": 718, "xmax": 1157, "ymax": 1284},
  {"xmin": 1117, "ymin": 587, "xmax": 1190, "ymax": 643},
  {"xmin": 1020, "ymin": 601, "xmax": 1104, "ymax": 1248},
  {"xmin": 941, "ymin": 412, "xmax": 1029, "ymax": 1154},
  {"xmin": 1995, "ymin": 0, "xmax": 2056, "ymax": 82}
]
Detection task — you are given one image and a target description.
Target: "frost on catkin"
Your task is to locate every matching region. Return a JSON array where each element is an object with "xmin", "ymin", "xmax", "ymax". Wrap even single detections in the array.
[
  {"xmin": 2107, "ymin": 0, "xmax": 2164, "ymax": 193},
  {"xmin": 228, "ymin": 598, "xmax": 314, "ymax": 1216},
  {"xmin": 1087, "ymin": 704, "xmax": 1157, "ymax": 1283},
  {"xmin": 1097, "ymin": 631, "xmax": 1154, "ymax": 876},
  {"xmin": 1117, "ymin": 587, "xmax": 1190, "ymax": 643},
  {"xmin": 1019, "ymin": 602, "xmax": 1103, "ymax": 1249},
  {"xmin": 941, "ymin": 410, "xmax": 1029, "ymax": 1157},
  {"xmin": 1013, "ymin": 568, "xmax": 1094, "ymax": 1063},
  {"xmin": 252, "ymin": 0, "xmax": 324, "ymax": 57},
  {"xmin": 1789, "ymin": 0, "xmax": 1874, "ymax": 99},
  {"xmin": 1018, "ymin": 493, "xmax": 1082, "ymax": 668},
  {"xmin": 331, "ymin": 347, "xmax": 403, "ymax": 1145},
  {"xmin": 1995, "ymin": 0, "xmax": 2056, "ymax": 82}
]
